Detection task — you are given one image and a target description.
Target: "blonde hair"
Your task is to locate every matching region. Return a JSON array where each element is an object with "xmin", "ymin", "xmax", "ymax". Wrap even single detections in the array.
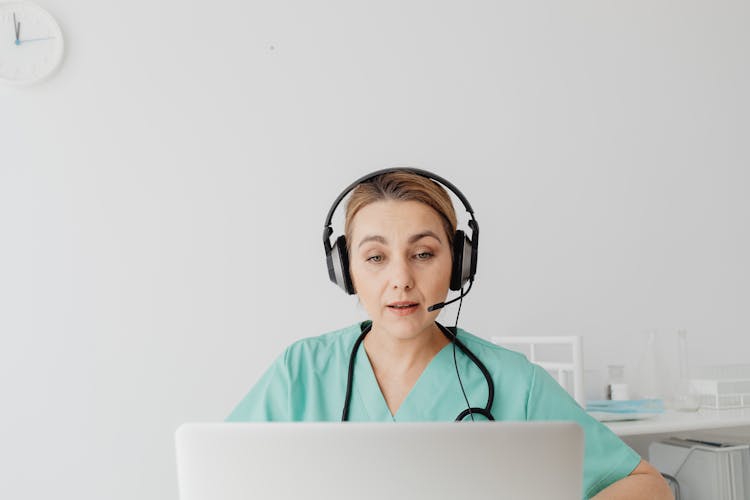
[{"xmin": 344, "ymin": 171, "xmax": 457, "ymax": 252}]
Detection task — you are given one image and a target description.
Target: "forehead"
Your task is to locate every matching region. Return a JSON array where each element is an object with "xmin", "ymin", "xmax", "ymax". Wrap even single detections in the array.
[{"xmin": 350, "ymin": 200, "xmax": 445, "ymax": 241}]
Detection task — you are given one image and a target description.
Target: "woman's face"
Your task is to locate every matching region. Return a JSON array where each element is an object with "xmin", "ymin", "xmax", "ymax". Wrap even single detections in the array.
[{"xmin": 348, "ymin": 200, "xmax": 453, "ymax": 341}]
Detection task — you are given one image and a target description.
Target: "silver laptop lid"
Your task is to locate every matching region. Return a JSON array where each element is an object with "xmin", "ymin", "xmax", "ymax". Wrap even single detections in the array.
[{"xmin": 176, "ymin": 422, "xmax": 583, "ymax": 500}]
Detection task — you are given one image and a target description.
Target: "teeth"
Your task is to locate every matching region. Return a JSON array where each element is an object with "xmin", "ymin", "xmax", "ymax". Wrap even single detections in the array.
[{"xmin": 391, "ymin": 304, "xmax": 416, "ymax": 308}]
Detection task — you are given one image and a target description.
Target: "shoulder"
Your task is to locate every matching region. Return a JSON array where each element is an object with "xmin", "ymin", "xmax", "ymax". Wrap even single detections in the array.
[
  {"xmin": 453, "ymin": 326, "xmax": 540, "ymax": 389},
  {"xmin": 280, "ymin": 322, "xmax": 363, "ymax": 374},
  {"xmin": 285, "ymin": 322, "xmax": 362, "ymax": 355},
  {"xmin": 455, "ymin": 327, "xmax": 533, "ymax": 370}
]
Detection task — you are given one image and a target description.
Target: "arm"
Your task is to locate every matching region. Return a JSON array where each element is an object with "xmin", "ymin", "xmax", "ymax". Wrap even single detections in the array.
[
  {"xmin": 592, "ymin": 459, "xmax": 673, "ymax": 500},
  {"xmin": 522, "ymin": 364, "xmax": 671, "ymax": 498}
]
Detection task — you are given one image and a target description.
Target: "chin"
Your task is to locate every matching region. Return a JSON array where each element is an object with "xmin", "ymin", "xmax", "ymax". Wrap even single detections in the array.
[{"xmin": 378, "ymin": 314, "xmax": 434, "ymax": 340}]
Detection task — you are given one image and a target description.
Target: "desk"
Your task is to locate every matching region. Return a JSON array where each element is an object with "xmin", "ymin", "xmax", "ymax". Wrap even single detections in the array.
[{"xmin": 604, "ymin": 408, "xmax": 750, "ymax": 457}]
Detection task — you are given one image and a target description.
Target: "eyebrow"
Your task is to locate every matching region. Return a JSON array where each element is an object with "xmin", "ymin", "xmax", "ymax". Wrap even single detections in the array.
[{"xmin": 357, "ymin": 230, "xmax": 443, "ymax": 248}]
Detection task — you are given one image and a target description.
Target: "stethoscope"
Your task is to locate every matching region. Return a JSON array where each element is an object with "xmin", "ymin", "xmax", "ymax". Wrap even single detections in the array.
[{"xmin": 341, "ymin": 321, "xmax": 496, "ymax": 422}]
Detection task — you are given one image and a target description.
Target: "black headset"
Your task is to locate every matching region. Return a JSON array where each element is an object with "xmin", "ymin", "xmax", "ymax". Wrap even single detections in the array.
[{"xmin": 323, "ymin": 167, "xmax": 479, "ymax": 295}]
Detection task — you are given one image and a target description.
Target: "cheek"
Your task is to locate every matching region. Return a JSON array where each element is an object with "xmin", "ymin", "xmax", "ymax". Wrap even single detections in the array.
[
  {"xmin": 350, "ymin": 267, "xmax": 383, "ymax": 314},
  {"xmin": 349, "ymin": 261, "xmax": 377, "ymax": 295},
  {"xmin": 435, "ymin": 253, "xmax": 454, "ymax": 281}
]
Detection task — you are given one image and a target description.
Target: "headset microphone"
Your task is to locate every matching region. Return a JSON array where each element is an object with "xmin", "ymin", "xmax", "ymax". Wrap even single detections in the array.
[{"xmin": 427, "ymin": 279, "xmax": 474, "ymax": 312}]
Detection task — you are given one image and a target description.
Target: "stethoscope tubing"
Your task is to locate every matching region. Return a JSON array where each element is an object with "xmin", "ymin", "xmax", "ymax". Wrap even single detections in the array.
[{"xmin": 342, "ymin": 321, "xmax": 496, "ymax": 422}]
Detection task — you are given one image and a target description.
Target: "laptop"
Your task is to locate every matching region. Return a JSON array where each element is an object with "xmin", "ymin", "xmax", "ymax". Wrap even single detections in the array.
[{"xmin": 175, "ymin": 421, "xmax": 583, "ymax": 500}]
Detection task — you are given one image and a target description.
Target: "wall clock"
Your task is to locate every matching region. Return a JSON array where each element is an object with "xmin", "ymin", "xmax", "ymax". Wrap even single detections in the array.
[{"xmin": 0, "ymin": 1, "xmax": 64, "ymax": 85}]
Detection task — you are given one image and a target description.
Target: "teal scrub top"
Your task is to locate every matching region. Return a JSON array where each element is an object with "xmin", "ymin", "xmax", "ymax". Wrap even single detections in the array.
[{"xmin": 227, "ymin": 322, "xmax": 641, "ymax": 499}]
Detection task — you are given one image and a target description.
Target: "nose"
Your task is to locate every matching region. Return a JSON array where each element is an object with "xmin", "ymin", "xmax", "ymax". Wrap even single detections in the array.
[{"xmin": 389, "ymin": 255, "xmax": 414, "ymax": 290}]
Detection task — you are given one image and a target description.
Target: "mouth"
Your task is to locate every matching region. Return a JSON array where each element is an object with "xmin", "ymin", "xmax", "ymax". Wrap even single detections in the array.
[{"xmin": 387, "ymin": 301, "xmax": 419, "ymax": 312}]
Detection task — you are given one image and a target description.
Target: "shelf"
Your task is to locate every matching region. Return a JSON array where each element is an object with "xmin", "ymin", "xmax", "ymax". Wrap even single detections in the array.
[{"xmin": 604, "ymin": 408, "xmax": 750, "ymax": 437}]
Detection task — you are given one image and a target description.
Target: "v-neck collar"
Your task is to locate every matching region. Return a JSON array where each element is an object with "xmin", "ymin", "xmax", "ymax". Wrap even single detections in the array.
[{"xmin": 353, "ymin": 325, "xmax": 453, "ymax": 422}]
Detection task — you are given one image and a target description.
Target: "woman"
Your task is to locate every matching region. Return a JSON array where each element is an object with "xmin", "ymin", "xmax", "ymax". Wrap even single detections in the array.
[{"xmin": 227, "ymin": 168, "xmax": 672, "ymax": 499}]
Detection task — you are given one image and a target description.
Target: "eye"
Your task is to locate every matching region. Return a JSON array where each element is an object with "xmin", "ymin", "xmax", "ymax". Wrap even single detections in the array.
[
  {"xmin": 415, "ymin": 251, "xmax": 434, "ymax": 260},
  {"xmin": 367, "ymin": 255, "xmax": 384, "ymax": 263}
]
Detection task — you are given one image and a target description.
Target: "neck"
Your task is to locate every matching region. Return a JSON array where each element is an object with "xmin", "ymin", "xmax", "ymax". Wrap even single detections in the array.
[{"xmin": 363, "ymin": 321, "xmax": 449, "ymax": 373}]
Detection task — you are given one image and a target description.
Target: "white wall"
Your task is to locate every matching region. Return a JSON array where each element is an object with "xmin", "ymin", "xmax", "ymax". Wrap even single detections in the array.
[{"xmin": 1, "ymin": 0, "xmax": 748, "ymax": 498}]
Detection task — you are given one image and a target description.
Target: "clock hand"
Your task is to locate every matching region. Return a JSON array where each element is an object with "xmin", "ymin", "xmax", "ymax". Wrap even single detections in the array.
[
  {"xmin": 17, "ymin": 36, "xmax": 55, "ymax": 44},
  {"xmin": 13, "ymin": 12, "xmax": 20, "ymax": 45}
]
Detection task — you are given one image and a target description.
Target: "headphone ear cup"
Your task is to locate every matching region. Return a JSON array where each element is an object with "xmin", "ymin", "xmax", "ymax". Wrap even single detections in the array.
[
  {"xmin": 451, "ymin": 229, "xmax": 477, "ymax": 291},
  {"xmin": 329, "ymin": 235, "xmax": 356, "ymax": 295},
  {"xmin": 450, "ymin": 231, "xmax": 466, "ymax": 291}
]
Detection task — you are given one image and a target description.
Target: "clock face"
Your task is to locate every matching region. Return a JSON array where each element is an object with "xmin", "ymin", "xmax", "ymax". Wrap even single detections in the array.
[{"xmin": 0, "ymin": 1, "xmax": 64, "ymax": 85}]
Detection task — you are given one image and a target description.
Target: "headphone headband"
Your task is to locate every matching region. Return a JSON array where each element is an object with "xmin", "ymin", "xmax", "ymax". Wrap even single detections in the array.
[{"xmin": 323, "ymin": 167, "xmax": 475, "ymax": 237}]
